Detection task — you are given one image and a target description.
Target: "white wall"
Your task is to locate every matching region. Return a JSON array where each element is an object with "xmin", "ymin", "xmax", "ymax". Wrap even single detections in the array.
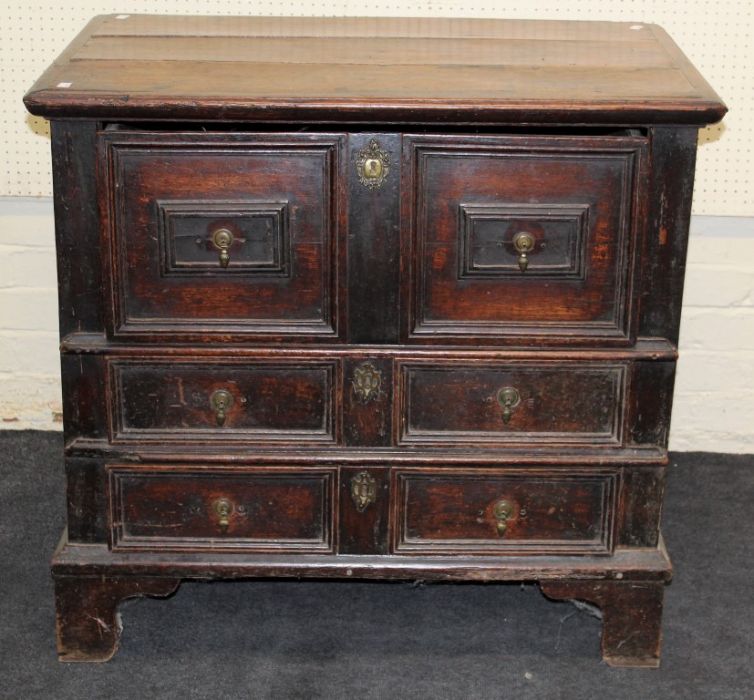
[{"xmin": 0, "ymin": 198, "xmax": 752, "ymax": 451}]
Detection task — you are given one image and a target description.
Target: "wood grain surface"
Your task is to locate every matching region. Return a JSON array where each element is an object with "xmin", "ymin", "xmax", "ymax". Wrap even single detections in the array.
[{"xmin": 24, "ymin": 15, "xmax": 726, "ymax": 124}]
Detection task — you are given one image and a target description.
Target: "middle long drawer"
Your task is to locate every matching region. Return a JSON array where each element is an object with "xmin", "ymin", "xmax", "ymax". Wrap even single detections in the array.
[{"xmin": 96, "ymin": 350, "xmax": 673, "ymax": 450}]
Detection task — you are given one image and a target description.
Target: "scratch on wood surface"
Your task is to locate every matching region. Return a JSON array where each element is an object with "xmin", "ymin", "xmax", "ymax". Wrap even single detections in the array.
[{"xmin": 85, "ymin": 614, "xmax": 111, "ymax": 638}]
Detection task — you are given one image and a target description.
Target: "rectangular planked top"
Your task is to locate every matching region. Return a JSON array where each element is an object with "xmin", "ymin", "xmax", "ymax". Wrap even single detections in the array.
[{"xmin": 24, "ymin": 14, "xmax": 726, "ymax": 125}]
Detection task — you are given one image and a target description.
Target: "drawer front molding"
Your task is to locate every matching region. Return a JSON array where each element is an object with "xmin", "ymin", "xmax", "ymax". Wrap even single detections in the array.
[
  {"xmin": 404, "ymin": 135, "xmax": 647, "ymax": 344},
  {"xmin": 157, "ymin": 199, "xmax": 290, "ymax": 276},
  {"xmin": 391, "ymin": 467, "xmax": 619, "ymax": 555},
  {"xmin": 100, "ymin": 131, "xmax": 345, "ymax": 341},
  {"xmin": 459, "ymin": 202, "xmax": 589, "ymax": 279},
  {"xmin": 108, "ymin": 465, "xmax": 336, "ymax": 553},
  {"xmin": 107, "ymin": 357, "xmax": 339, "ymax": 445},
  {"xmin": 396, "ymin": 359, "xmax": 627, "ymax": 447}
]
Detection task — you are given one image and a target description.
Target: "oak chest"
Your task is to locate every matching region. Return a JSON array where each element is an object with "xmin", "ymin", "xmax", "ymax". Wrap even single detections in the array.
[{"xmin": 24, "ymin": 14, "xmax": 726, "ymax": 666}]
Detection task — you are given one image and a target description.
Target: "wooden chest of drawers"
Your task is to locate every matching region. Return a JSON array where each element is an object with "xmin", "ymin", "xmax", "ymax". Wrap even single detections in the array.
[{"xmin": 25, "ymin": 14, "xmax": 725, "ymax": 666}]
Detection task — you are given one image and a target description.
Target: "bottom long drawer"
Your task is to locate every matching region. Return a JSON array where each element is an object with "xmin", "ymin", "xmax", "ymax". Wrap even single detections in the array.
[{"xmin": 107, "ymin": 463, "xmax": 619, "ymax": 557}]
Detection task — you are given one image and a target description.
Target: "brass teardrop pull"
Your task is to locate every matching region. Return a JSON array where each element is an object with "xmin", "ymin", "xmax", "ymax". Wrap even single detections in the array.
[
  {"xmin": 512, "ymin": 231, "xmax": 535, "ymax": 272},
  {"xmin": 493, "ymin": 499, "xmax": 516, "ymax": 536},
  {"xmin": 497, "ymin": 386, "xmax": 521, "ymax": 424},
  {"xmin": 209, "ymin": 389, "xmax": 234, "ymax": 426},
  {"xmin": 212, "ymin": 228, "xmax": 234, "ymax": 268},
  {"xmin": 213, "ymin": 498, "xmax": 233, "ymax": 531}
]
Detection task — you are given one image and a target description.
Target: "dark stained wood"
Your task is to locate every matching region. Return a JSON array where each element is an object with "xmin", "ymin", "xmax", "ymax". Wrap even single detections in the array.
[
  {"xmin": 50, "ymin": 122, "xmax": 102, "ymax": 337},
  {"xmin": 403, "ymin": 134, "xmax": 646, "ymax": 345},
  {"xmin": 618, "ymin": 467, "xmax": 667, "ymax": 548},
  {"xmin": 54, "ymin": 574, "xmax": 180, "ymax": 662},
  {"xmin": 29, "ymin": 14, "xmax": 721, "ymax": 665},
  {"xmin": 60, "ymin": 355, "xmax": 108, "ymax": 444},
  {"xmin": 60, "ymin": 336, "xmax": 678, "ymax": 359},
  {"xmin": 107, "ymin": 357, "xmax": 338, "ymax": 445},
  {"xmin": 346, "ymin": 133, "xmax": 401, "ymax": 343},
  {"xmin": 99, "ymin": 130, "xmax": 345, "ymax": 342},
  {"xmin": 392, "ymin": 468, "xmax": 618, "ymax": 555},
  {"xmin": 639, "ymin": 127, "xmax": 699, "ymax": 343},
  {"xmin": 397, "ymin": 359, "xmax": 626, "ymax": 447},
  {"xmin": 24, "ymin": 15, "xmax": 726, "ymax": 125},
  {"xmin": 541, "ymin": 579, "xmax": 666, "ymax": 668},
  {"xmin": 65, "ymin": 457, "xmax": 107, "ymax": 543},
  {"xmin": 338, "ymin": 467, "xmax": 390, "ymax": 554},
  {"xmin": 52, "ymin": 533, "xmax": 673, "ymax": 582},
  {"xmin": 67, "ymin": 441, "xmax": 669, "ymax": 466},
  {"xmin": 108, "ymin": 465, "xmax": 336, "ymax": 553},
  {"xmin": 342, "ymin": 356, "xmax": 393, "ymax": 447},
  {"xmin": 626, "ymin": 360, "xmax": 676, "ymax": 447}
]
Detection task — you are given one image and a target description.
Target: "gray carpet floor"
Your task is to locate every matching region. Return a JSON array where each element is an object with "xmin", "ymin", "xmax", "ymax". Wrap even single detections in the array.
[{"xmin": 0, "ymin": 431, "xmax": 751, "ymax": 699}]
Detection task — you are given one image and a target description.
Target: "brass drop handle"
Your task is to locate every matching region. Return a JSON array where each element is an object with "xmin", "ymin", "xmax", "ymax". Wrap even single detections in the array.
[
  {"xmin": 493, "ymin": 499, "xmax": 516, "ymax": 536},
  {"xmin": 212, "ymin": 228, "xmax": 234, "ymax": 268},
  {"xmin": 214, "ymin": 498, "xmax": 233, "ymax": 531},
  {"xmin": 512, "ymin": 231, "xmax": 535, "ymax": 272},
  {"xmin": 497, "ymin": 386, "xmax": 521, "ymax": 424},
  {"xmin": 209, "ymin": 389, "xmax": 234, "ymax": 426}
]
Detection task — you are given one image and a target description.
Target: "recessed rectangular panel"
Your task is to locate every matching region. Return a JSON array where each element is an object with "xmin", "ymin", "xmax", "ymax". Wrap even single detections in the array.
[
  {"xmin": 158, "ymin": 200, "xmax": 289, "ymax": 275},
  {"xmin": 109, "ymin": 465, "xmax": 335, "ymax": 552},
  {"xmin": 392, "ymin": 468, "xmax": 618, "ymax": 555},
  {"xmin": 459, "ymin": 203, "xmax": 588, "ymax": 278},
  {"xmin": 108, "ymin": 358, "xmax": 338, "ymax": 445},
  {"xmin": 405, "ymin": 134, "xmax": 646, "ymax": 344},
  {"xmin": 100, "ymin": 131, "xmax": 344, "ymax": 340},
  {"xmin": 398, "ymin": 359, "xmax": 625, "ymax": 446}
]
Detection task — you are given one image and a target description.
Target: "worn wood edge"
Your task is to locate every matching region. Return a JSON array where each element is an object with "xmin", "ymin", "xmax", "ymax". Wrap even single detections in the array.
[
  {"xmin": 647, "ymin": 24, "xmax": 728, "ymax": 116},
  {"xmin": 51, "ymin": 531, "xmax": 672, "ymax": 582},
  {"xmin": 54, "ymin": 575, "xmax": 181, "ymax": 663},
  {"xmin": 601, "ymin": 654, "xmax": 661, "ymax": 669},
  {"xmin": 24, "ymin": 92, "xmax": 727, "ymax": 125},
  {"xmin": 63, "ymin": 437, "xmax": 668, "ymax": 465},
  {"xmin": 84, "ymin": 15, "xmax": 667, "ymax": 41},
  {"xmin": 59, "ymin": 333, "xmax": 678, "ymax": 359}
]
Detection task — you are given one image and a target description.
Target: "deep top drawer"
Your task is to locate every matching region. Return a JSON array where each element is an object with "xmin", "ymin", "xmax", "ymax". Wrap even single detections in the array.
[
  {"xmin": 99, "ymin": 131, "xmax": 345, "ymax": 342},
  {"xmin": 404, "ymin": 134, "xmax": 647, "ymax": 345}
]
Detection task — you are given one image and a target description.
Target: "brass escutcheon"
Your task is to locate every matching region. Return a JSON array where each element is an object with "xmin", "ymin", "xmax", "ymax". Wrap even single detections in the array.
[
  {"xmin": 212, "ymin": 227, "xmax": 234, "ymax": 268},
  {"xmin": 497, "ymin": 386, "xmax": 521, "ymax": 424},
  {"xmin": 356, "ymin": 139, "xmax": 390, "ymax": 189},
  {"xmin": 512, "ymin": 231, "xmax": 536, "ymax": 272},
  {"xmin": 351, "ymin": 471, "xmax": 377, "ymax": 512},
  {"xmin": 209, "ymin": 389, "xmax": 234, "ymax": 426},
  {"xmin": 363, "ymin": 157, "xmax": 383, "ymax": 180},
  {"xmin": 352, "ymin": 362, "xmax": 382, "ymax": 403},
  {"xmin": 214, "ymin": 497, "xmax": 233, "ymax": 531},
  {"xmin": 493, "ymin": 498, "xmax": 516, "ymax": 536}
]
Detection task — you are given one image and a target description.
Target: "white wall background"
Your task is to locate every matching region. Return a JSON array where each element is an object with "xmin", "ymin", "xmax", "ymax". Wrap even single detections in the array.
[{"xmin": 1, "ymin": 2, "xmax": 753, "ymax": 452}]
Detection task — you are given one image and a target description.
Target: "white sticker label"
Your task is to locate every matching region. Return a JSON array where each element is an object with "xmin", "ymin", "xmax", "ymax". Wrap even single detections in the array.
[{"xmin": 56, "ymin": 82, "xmax": 72, "ymax": 88}]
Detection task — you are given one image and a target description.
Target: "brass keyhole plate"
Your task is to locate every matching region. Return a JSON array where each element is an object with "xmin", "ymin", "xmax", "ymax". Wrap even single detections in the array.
[{"xmin": 356, "ymin": 139, "xmax": 390, "ymax": 189}]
